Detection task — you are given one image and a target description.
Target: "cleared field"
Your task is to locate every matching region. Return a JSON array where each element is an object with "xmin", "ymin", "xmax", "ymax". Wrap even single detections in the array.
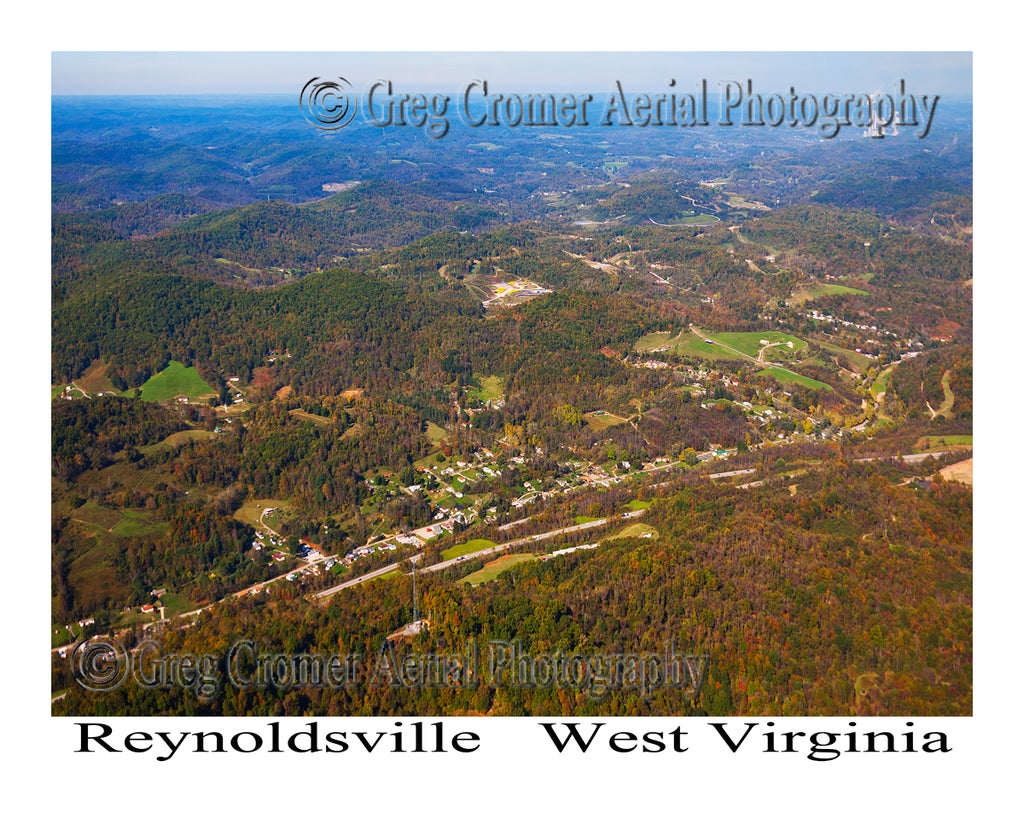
[
  {"xmin": 708, "ymin": 331, "xmax": 807, "ymax": 359},
  {"xmin": 52, "ymin": 624, "xmax": 80, "ymax": 648},
  {"xmin": 368, "ymin": 568, "xmax": 402, "ymax": 583},
  {"xmin": 111, "ymin": 509, "xmax": 168, "ymax": 539},
  {"xmin": 938, "ymin": 458, "xmax": 973, "ymax": 486},
  {"xmin": 233, "ymin": 498, "xmax": 290, "ymax": 528},
  {"xmin": 461, "ymin": 553, "xmax": 538, "ymax": 585},
  {"xmin": 761, "ymin": 367, "xmax": 832, "ymax": 391},
  {"xmin": 634, "ymin": 330, "xmax": 681, "ymax": 352},
  {"xmin": 627, "ymin": 499, "xmax": 652, "ymax": 510},
  {"xmin": 789, "ymin": 282, "xmax": 869, "ymax": 305},
  {"xmin": 159, "ymin": 592, "xmax": 196, "ymax": 618},
  {"xmin": 584, "ymin": 410, "xmax": 629, "ymax": 431},
  {"xmin": 916, "ymin": 435, "xmax": 973, "ymax": 451},
  {"xmin": 608, "ymin": 523, "xmax": 659, "ymax": 540},
  {"xmin": 289, "ymin": 409, "xmax": 330, "ymax": 425},
  {"xmin": 636, "ymin": 329, "xmax": 829, "ymax": 389},
  {"xmin": 871, "ymin": 364, "xmax": 895, "ymax": 397},
  {"xmin": 468, "ymin": 375, "xmax": 504, "ymax": 403},
  {"xmin": 673, "ymin": 214, "xmax": 720, "ymax": 225},
  {"xmin": 77, "ymin": 359, "xmax": 117, "ymax": 395},
  {"xmin": 425, "ymin": 421, "xmax": 449, "ymax": 444},
  {"xmin": 413, "ymin": 450, "xmax": 447, "ymax": 469},
  {"xmin": 813, "ymin": 340, "xmax": 874, "ymax": 373},
  {"xmin": 143, "ymin": 429, "xmax": 217, "ymax": 453},
  {"xmin": 140, "ymin": 361, "xmax": 215, "ymax": 402},
  {"xmin": 441, "ymin": 538, "xmax": 498, "ymax": 561},
  {"xmin": 70, "ymin": 501, "xmax": 123, "ymax": 532},
  {"xmin": 937, "ymin": 371, "xmax": 955, "ymax": 418},
  {"xmin": 635, "ymin": 330, "xmax": 732, "ymax": 362},
  {"xmin": 725, "ymin": 193, "xmax": 770, "ymax": 211}
]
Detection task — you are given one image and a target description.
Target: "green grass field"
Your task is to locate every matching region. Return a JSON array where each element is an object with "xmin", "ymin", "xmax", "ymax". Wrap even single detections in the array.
[
  {"xmin": 233, "ymin": 498, "xmax": 290, "ymax": 528},
  {"xmin": 140, "ymin": 361, "xmax": 215, "ymax": 402},
  {"xmin": 468, "ymin": 375, "xmax": 504, "ymax": 403},
  {"xmin": 441, "ymin": 539, "xmax": 498, "ymax": 561},
  {"xmin": 70, "ymin": 501, "xmax": 123, "ymax": 533},
  {"xmin": 158, "ymin": 592, "xmax": 197, "ymax": 618},
  {"xmin": 813, "ymin": 339, "xmax": 874, "ymax": 373},
  {"xmin": 761, "ymin": 367, "xmax": 832, "ymax": 391},
  {"xmin": 425, "ymin": 421, "xmax": 449, "ymax": 444},
  {"xmin": 915, "ymin": 435, "xmax": 973, "ymax": 451},
  {"xmin": 871, "ymin": 365, "xmax": 896, "ymax": 397},
  {"xmin": 51, "ymin": 624, "xmax": 80, "ymax": 648},
  {"xmin": 673, "ymin": 214, "xmax": 720, "ymax": 225},
  {"xmin": 111, "ymin": 509, "xmax": 168, "ymax": 539},
  {"xmin": 635, "ymin": 329, "xmax": 739, "ymax": 362},
  {"xmin": 608, "ymin": 523, "xmax": 659, "ymax": 540},
  {"xmin": 636, "ymin": 329, "xmax": 829, "ymax": 390},
  {"xmin": 627, "ymin": 499, "xmax": 652, "ymax": 510},
  {"xmin": 143, "ymin": 429, "xmax": 218, "ymax": 453},
  {"xmin": 584, "ymin": 410, "xmax": 629, "ymax": 431},
  {"xmin": 368, "ymin": 568, "xmax": 402, "ymax": 582},
  {"xmin": 114, "ymin": 608, "xmax": 160, "ymax": 629},
  {"xmin": 460, "ymin": 553, "xmax": 537, "ymax": 585},
  {"xmin": 789, "ymin": 282, "xmax": 869, "ymax": 305},
  {"xmin": 707, "ymin": 331, "xmax": 807, "ymax": 359},
  {"xmin": 573, "ymin": 515, "xmax": 601, "ymax": 525}
]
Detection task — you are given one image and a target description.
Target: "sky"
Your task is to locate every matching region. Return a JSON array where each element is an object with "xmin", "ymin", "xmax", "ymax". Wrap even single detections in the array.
[{"xmin": 51, "ymin": 51, "xmax": 972, "ymax": 98}]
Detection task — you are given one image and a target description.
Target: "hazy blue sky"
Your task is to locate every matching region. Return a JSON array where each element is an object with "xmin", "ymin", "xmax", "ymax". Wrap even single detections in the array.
[{"xmin": 51, "ymin": 52, "xmax": 972, "ymax": 97}]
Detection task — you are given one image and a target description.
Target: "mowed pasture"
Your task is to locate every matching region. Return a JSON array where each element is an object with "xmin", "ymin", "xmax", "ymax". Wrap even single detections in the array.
[
  {"xmin": 468, "ymin": 375, "xmax": 504, "ymax": 403},
  {"xmin": 915, "ymin": 435, "xmax": 973, "ymax": 452},
  {"xmin": 140, "ymin": 361, "xmax": 215, "ymax": 402},
  {"xmin": 788, "ymin": 282, "xmax": 869, "ymax": 305},
  {"xmin": 634, "ymin": 330, "xmax": 735, "ymax": 362},
  {"xmin": 158, "ymin": 592, "xmax": 197, "ymax": 619},
  {"xmin": 636, "ymin": 329, "xmax": 831, "ymax": 390},
  {"xmin": 425, "ymin": 421, "xmax": 449, "ymax": 445},
  {"xmin": 111, "ymin": 509, "xmax": 169, "ymax": 539},
  {"xmin": 761, "ymin": 367, "xmax": 832, "ymax": 391},
  {"xmin": 706, "ymin": 330, "xmax": 807, "ymax": 359},
  {"xmin": 584, "ymin": 410, "xmax": 629, "ymax": 431},
  {"xmin": 608, "ymin": 523, "xmax": 659, "ymax": 541},
  {"xmin": 76, "ymin": 359, "xmax": 117, "ymax": 395},
  {"xmin": 143, "ymin": 429, "xmax": 218, "ymax": 453},
  {"xmin": 812, "ymin": 339, "xmax": 874, "ymax": 373},
  {"xmin": 441, "ymin": 538, "xmax": 498, "ymax": 561},
  {"xmin": 460, "ymin": 553, "xmax": 537, "ymax": 585},
  {"xmin": 871, "ymin": 364, "xmax": 895, "ymax": 397},
  {"xmin": 233, "ymin": 498, "xmax": 291, "ymax": 529}
]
